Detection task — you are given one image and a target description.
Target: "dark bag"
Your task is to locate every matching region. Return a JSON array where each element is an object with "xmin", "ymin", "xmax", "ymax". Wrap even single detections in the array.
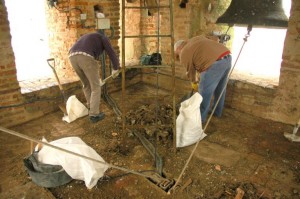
[
  {"xmin": 140, "ymin": 55, "xmax": 152, "ymax": 65},
  {"xmin": 149, "ymin": 53, "xmax": 162, "ymax": 65}
]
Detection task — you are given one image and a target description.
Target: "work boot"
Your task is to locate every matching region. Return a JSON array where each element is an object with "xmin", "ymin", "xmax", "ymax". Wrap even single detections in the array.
[{"xmin": 89, "ymin": 112, "xmax": 105, "ymax": 123}]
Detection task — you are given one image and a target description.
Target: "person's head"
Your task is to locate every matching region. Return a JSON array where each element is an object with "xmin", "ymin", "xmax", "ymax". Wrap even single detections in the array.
[{"xmin": 174, "ymin": 40, "xmax": 185, "ymax": 60}]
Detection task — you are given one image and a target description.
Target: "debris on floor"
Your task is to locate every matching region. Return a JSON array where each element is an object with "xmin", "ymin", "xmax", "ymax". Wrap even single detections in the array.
[{"xmin": 1, "ymin": 86, "xmax": 300, "ymax": 198}]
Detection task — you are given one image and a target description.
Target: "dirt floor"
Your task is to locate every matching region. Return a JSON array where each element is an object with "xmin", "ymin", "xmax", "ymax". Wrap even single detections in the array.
[{"xmin": 0, "ymin": 84, "xmax": 300, "ymax": 199}]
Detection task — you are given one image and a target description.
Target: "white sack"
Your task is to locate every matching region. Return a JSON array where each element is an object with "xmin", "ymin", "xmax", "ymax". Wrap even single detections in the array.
[
  {"xmin": 37, "ymin": 137, "xmax": 109, "ymax": 189},
  {"xmin": 176, "ymin": 92, "xmax": 207, "ymax": 148},
  {"xmin": 62, "ymin": 95, "xmax": 88, "ymax": 123}
]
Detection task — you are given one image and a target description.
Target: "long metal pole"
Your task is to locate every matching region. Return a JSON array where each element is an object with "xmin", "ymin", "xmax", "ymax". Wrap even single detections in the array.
[
  {"xmin": 169, "ymin": 0, "xmax": 176, "ymax": 151},
  {"xmin": 0, "ymin": 126, "xmax": 154, "ymax": 179}
]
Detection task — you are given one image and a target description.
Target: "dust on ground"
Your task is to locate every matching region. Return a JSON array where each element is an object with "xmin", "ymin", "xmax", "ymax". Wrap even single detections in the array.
[{"xmin": 0, "ymin": 84, "xmax": 299, "ymax": 199}]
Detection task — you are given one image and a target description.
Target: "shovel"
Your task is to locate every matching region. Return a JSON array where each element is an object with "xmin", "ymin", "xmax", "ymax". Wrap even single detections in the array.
[
  {"xmin": 102, "ymin": 69, "xmax": 121, "ymax": 84},
  {"xmin": 47, "ymin": 58, "xmax": 67, "ymax": 114},
  {"xmin": 47, "ymin": 58, "xmax": 119, "ymax": 117},
  {"xmin": 284, "ymin": 117, "xmax": 300, "ymax": 142}
]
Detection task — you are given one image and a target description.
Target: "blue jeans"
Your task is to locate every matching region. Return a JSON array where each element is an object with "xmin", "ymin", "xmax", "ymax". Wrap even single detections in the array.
[{"xmin": 198, "ymin": 55, "xmax": 232, "ymax": 123}]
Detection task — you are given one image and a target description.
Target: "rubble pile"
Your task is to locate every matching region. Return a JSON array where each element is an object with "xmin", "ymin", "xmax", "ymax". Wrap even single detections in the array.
[{"xmin": 126, "ymin": 103, "xmax": 174, "ymax": 140}]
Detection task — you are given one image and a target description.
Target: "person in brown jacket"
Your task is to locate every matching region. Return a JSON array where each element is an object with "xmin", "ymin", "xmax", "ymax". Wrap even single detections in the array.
[{"xmin": 174, "ymin": 35, "xmax": 232, "ymax": 123}]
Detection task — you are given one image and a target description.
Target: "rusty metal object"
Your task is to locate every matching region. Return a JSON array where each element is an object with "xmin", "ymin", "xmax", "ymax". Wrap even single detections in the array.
[
  {"xmin": 126, "ymin": 104, "xmax": 174, "ymax": 175},
  {"xmin": 142, "ymin": 171, "xmax": 175, "ymax": 192},
  {"xmin": 131, "ymin": 130, "xmax": 163, "ymax": 175}
]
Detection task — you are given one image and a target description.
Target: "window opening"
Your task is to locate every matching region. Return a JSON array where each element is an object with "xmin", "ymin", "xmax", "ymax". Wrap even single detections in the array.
[
  {"xmin": 231, "ymin": 27, "xmax": 287, "ymax": 83},
  {"xmin": 230, "ymin": 0, "xmax": 291, "ymax": 85},
  {"xmin": 5, "ymin": 0, "xmax": 52, "ymax": 81}
]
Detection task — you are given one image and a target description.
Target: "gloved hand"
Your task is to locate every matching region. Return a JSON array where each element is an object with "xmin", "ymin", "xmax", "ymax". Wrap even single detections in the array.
[
  {"xmin": 112, "ymin": 69, "xmax": 120, "ymax": 79},
  {"xmin": 100, "ymin": 79, "xmax": 106, "ymax": 86},
  {"xmin": 191, "ymin": 82, "xmax": 198, "ymax": 91}
]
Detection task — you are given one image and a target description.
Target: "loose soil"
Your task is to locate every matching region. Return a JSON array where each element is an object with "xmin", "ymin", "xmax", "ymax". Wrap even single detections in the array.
[{"xmin": 0, "ymin": 84, "xmax": 299, "ymax": 199}]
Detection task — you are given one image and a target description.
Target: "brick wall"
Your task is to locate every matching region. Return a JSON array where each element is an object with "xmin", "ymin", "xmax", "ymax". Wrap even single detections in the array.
[
  {"xmin": 46, "ymin": 0, "xmax": 120, "ymax": 79},
  {"xmin": 0, "ymin": 0, "xmax": 121, "ymax": 128},
  {"xmin": 265, "ymin": 0, "xmax": 300, "ymax": 123},
  {"xmin": 143, "ymin": 0, "xmax": 230, "ymax": 98},
  {"xmin": 122, "ymin": 0, "xmax": 142, "ymax": 60},
  {"xmin": 225, "ymin": 0, "xmax": 300, "ymax": 124},
  {"xmin": 142, "ymin": 0, "xmax": 300, "ymax": 125},
  {"xmin": 0, "ymin": 1, "xmax": 52, "ymax": 127},
  {"xmin": 0, "ymin": 0, "xmax": 299, "ymax": 129}
]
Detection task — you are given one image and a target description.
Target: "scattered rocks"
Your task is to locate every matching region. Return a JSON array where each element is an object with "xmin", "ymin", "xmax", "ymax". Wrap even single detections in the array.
[{"xmin": 126, "ymin": 103, "xmax": 174, "ymax": 141}]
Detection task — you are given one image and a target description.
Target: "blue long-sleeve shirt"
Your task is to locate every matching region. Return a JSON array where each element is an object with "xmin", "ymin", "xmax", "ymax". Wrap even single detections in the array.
[{"xmin": 69, "ymin": 33, "xmax": 120, "ymax": 70}]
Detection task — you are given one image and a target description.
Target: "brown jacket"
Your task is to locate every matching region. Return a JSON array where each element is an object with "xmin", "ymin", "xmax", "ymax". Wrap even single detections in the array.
[{"xmin": 180, "ymin": 35, "xmax": 230, "ymax": 82}]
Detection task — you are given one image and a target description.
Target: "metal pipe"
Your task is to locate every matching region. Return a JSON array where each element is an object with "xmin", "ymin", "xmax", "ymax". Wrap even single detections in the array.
[
  {"xmin": 0, "ymin": 126, "xmax": 153, "ymax": 179},
  {"xmin": 125, "ymin": 34, "xmax": 172, "ymax": 38}
]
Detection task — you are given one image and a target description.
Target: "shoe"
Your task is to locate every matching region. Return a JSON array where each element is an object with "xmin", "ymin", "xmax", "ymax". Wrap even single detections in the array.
[{"xmin": 89, "ymin": 112, "xmax": 105, "ymax": 123}]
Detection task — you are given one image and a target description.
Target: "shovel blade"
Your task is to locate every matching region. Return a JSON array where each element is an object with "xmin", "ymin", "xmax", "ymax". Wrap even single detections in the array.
[{"xmin": 284, "ymin": 132, "xmax": 300, "ymax": 142}]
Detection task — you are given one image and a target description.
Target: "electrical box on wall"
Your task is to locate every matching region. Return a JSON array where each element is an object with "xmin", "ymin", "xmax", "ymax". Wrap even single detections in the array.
[
  {"xmin": 96, "ymin": 18, "xmax": 110, "ymax": 30},
  {"xmin": 80, "ymin": 14, "xmax": 87, "ymax": 21}
]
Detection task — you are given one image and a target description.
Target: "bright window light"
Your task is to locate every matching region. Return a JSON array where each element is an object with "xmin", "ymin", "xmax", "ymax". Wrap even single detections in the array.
[
  {"xmin": 5, "ymin": 0, "xmax": 52, "ymax": 81},
  {"xmin": 231, "ymin": 0, "xmax": 291, "ymax": 84},
  {"xmin": 231, "ymin": 27, "xmax": 287, "ymax": 80}
]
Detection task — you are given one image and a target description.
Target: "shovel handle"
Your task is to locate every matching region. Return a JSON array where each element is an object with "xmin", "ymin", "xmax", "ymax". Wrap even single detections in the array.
[
  {"xmin": 47, "ymin": 58, "xmax": 55, "ymax": 69},
  {"xmin": 47, "ymin": 58, "xmax": 61, "ymax": 86},
  {"xmin": 102, "ymin": 70, "xmax": 121, "ymax": 85},
  {"xmin": 102, "ymin": 74, "xmax": 113, "ymax": 84},
  {"xmin": 46, "ymin": 58, "xmax": 65, "ymax": 98}
]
